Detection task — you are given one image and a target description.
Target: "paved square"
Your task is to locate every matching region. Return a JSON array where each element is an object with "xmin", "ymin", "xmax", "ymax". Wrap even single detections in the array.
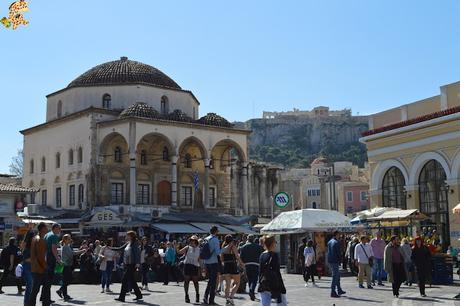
[{"xmin": 2, "ymin": 273, "xmax": 460, "ymax": 305}]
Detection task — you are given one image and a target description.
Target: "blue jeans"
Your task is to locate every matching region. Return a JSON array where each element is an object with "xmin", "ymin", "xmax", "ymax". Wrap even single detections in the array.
[
  {"xmin": 101, "ymin": 261, "xmax": 114, "ymax": 289},
  {"xmin": 329, "ymin": 263, "xmax": 342, "ymax": 293},
  {"xmin": 372, "ymin": 258, "xmax": 384, "ymax": 283},
  {"xmin": 23, "ymin": 262, "xmax": 33, "ymax": 306},
  {"xmin": 204, "ymin": 263, "xmax": 219, "ymax": 303},
  {"xmin": 260, "ymin": 291, "xmax": 287, "ymax": 306},
  {"xmin": 245, "ymin": 264, "xmax": 259, "ymax": 294}
]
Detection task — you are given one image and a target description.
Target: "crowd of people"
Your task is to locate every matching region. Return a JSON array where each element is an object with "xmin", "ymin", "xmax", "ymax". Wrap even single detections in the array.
[
  {"xmin": 0, "ymin": 223, "xmax": 288, "ymax": 306},
  {"xmin": 322, "ymin": 230, "xmax": 435, "ymax": 298}
]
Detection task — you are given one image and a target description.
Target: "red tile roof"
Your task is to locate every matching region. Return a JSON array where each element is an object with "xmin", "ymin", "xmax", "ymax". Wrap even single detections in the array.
[
  {"xmin": 362, "ymin": 105, "xmax": 460, "ymax": 137},
  {"xmin": 0, "ymin": 184, "xmax": 37, "ymax": 193}
]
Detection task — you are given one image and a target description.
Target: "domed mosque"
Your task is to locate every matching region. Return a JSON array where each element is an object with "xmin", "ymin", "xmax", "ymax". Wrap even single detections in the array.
[{"xmin": 21, "ymin": 57, "xmax": 250, "ymax": 226}]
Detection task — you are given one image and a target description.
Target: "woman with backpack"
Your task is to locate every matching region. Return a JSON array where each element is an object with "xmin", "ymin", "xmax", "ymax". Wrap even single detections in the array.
[
  {"xmin": 258, "ymin": 235, "xmax": 287, "ymax": 306},
  {"xmin": 178, "ymin": 235, "xmax": 201, "ymax": 303}
]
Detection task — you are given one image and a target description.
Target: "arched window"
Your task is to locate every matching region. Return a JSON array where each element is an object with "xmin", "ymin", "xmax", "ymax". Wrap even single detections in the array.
[
  {"xmin": 140, "ymin": 150, "xmax": 147, "ymax": 165},
  {"xmin": 77, "ymin": 147, "xmax": 83, "ymax": 163},
  {"xmin": 57, "ymin": 100, "xmax": 62, "ymax": 118},
  {"xmin": 55, "ymin": 152, "xmax": 61, "ymax": 168},
  {"xmin": 419, "ymin": 160, "xmax": 449, "ymax": 249},
  {"xmin": 184, "ymin": 153, "xmax": 192, "ymax": 168},
  {"xmin": 41, "ymin": 157, "xmax": 46, "ymax": 172},
  {"xmin": 162, "ymin": 147, "xmax": 169, "ymax": 161},
  {"xmin": 114, "ymin": 146, "xmax": 122, "ymax": 163},
  {"xmin": 382, "ymin": 167, "xmax": 406, "ymax": 209},
  {"xmin": 30, "ymin": 159, "xmax": 34, "ymax": 174},
  {"xmin": 160, "ymin": 96, "xmax": 169, "ymax": 115},
  {"xmin": 102, "ymin": 94, "xmax": 111, "ymax": 109},
  {"xmin": 78, "ymin": 184, "xmax": 84, "ymax": 205},
  {"xmin": 68, "ymin": 149, "xmax": 74, "ymax": 165}
]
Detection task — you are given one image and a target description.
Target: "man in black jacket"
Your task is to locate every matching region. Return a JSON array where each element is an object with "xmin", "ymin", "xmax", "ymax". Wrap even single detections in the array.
[
  {"xmin": 0, "ymin": 237, "xmax": 23, "ymax": 294},
  {"xmin": 240, "ymin": 235, "xmax": 263, "ymax": 301}
]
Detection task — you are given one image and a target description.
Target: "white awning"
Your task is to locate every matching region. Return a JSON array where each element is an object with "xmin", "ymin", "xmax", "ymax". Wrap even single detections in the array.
[
  {"xmin": 261, "ymin": 209, "xmax": 355, "ymax": 234},
  {"xmin": 366, "ymin": 209, "xmax": 427, "ymax": 222},
  {"xmin": 21, "ymin": 219, "xmax": 55, "ymax": 225},
  {"xmin": 350, "ymin": 207, "xmax": 398, "ymax": 225},
  {"xmin": 190, "ymin": 223, "xmax": 234, "ymax": 235},
  {"xmin": 222, "ymin": 225, "xmax": 257, "ymax": 235},
  {"xmin": 151, "ymin": 223, "xmax": 207, "ymax": 234}
]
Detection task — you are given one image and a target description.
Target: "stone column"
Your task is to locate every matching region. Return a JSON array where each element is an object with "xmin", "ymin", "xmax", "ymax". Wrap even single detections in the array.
[
  {"xmin": 247, "ymin": 164, "xmax": 253, "ymax": 214},
  {"xmin": 204, "ymin": 158, "xmax": 210, "ymax": 209},
  {"xmin": 171, "ymin": 155, "xmax": 178, "ymax": 207},
  {"xmin": 129, "ymin": 122, "xmax": 137, "ymax": 206},
  {"xmin": 447, "ymin": 180, "xmax": 460, "ymax": 247},
  {"xmin": 241, "ymin": 162, "xmax": 249, "ymax": 214}
]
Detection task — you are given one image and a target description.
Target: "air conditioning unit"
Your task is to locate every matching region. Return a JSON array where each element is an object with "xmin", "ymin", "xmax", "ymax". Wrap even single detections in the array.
[{"xmin": 27, "ymin": 204, "xmax": 40, "ymax": 215}]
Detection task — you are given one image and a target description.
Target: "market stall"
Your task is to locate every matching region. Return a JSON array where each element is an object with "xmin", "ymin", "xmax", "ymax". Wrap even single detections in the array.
[{"xmin": 261, "ymin": 209, "xmax": 355, "ymax": 274}]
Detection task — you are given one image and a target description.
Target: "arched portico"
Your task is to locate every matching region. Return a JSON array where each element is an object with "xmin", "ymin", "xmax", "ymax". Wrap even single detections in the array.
[
  {"xmin": 371, "ymin": 159, "xmax": 409, "ymax": 192},
  {"xmin": 409, "ymin": 151, "xmax": 451, "ymax": 186}
]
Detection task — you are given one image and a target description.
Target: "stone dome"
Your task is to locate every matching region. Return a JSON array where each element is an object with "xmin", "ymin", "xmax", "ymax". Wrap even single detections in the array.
[
  {"xmin": 167, "ymin": 109, "xmax": 193, "ymax": 123},
  {"xmin": 197, "ymin": 113, "xmax": 233, "ymax": 128},
  {"xmin": 67, "ymin": 57, "xmax": 181, "ymax": 90},
  {"xmin": 119, "ymin": 102, "xmax": 160, "ymax": 119}
]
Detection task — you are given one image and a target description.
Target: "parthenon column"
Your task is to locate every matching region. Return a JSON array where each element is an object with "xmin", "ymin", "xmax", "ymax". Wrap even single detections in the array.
[{"xmin": 171, "ymin": 155, "xmax": 178, "ymax": 207}]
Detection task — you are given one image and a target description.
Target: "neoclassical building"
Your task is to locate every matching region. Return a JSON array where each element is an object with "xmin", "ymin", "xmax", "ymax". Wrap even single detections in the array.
[
  {"xmin": 361, "ymin": 80, "xmax": 460, "ymax": 248},
  {"xmin": 21, "ymin": 57, "xmax": 250, "ymax": 215}
]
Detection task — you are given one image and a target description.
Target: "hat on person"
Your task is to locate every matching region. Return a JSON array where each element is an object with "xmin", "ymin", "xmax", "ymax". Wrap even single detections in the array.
[{"xmin": 190, "ymin": 235, "xmax": 199, "ymax": 241}]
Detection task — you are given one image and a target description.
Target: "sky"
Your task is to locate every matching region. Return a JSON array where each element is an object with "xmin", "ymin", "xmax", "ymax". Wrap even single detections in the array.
[{"xmin": 2, "ymin": 0, "xmax": 460, "ymax": 173}]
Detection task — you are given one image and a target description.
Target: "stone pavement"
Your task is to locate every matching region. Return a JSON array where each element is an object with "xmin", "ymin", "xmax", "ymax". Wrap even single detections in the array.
[{"xmin": 1, "ymin": 273, "xmax": 460, "ymax": 306}]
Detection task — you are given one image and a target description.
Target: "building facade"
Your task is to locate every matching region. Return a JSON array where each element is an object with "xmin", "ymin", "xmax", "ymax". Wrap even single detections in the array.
[
  {"xmin": 21, "ymin": 57, "xmax": 250, "ymax": 216},
  {"xmin": 361, "ymin": 80, "xmax": 460, "ymax": 248}
]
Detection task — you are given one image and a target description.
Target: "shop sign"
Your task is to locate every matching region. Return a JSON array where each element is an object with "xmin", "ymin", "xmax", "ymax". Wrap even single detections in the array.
[
  {"xmin": 91, "ymin": 210, "xmax": 121, "ymax": 223},
  {"xmin": 0, "ymin": 223, "xmax": 5, "ymax": 231},
  {"xmin": 274, "ymin": 192, "xmax": 290, "ymax": 208}
]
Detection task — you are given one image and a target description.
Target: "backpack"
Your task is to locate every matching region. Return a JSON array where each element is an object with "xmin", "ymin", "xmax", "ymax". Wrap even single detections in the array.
[{"xmin": 200, "ymin": 238, "xmax": 214, "ymax": 260}]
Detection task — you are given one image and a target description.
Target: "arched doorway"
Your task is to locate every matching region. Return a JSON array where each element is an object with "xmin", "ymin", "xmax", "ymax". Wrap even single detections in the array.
[
  {"xmin": 419, "ymin": 160, "xmax": 449, "ymax": 249},
  {"xmin": 382, "ymin": 167, "xmax": 407, "ymax": 209},
  {"xmin": 157, "ymin": 181, "xmax": 171, "ymax": 205}
]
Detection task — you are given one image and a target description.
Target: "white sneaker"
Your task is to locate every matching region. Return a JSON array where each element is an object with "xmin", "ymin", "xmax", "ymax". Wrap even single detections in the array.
[{"xmin": 304, "ymin": 283, "xmax": 309, "ymax": 287}]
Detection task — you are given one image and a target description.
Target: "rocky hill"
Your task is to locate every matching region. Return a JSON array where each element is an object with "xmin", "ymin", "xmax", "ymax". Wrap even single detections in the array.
[{"xmin": 236, "ymin": 115, "xmax": 369, "ymax": 167}]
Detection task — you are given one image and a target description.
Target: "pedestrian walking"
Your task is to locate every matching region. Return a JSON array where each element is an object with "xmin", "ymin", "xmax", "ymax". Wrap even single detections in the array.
[
  {"xmin": 178, "ymin": 235, "xmax": 201, "ymax": 303},
  {"xmin": 114, "ymin": 231, "xmax": 143, "ymax": 302},
  {"xmin": 21, "ymin": 230, "xmax": 35, "ymax": 306},
  {"xmin": 163, "ymin": 241, "xmax": 179, "ymax": 285},
  {"xmin": 203, "ymin": 225, "xmax": 222, "ymax": 305},
  {"xmin": 349, "ymin": 236, "xmax": 359, "ymax": 276},
  {"xmin": 303, "ymin": 240, "xmax": 318, "ymax": 287},
  {"xmin": 56, "ymin": 234, "xmax": 86, "ymax": 301},
  {"xmin": 355, "ymin": 235, "xmax": 374, "ymax": 289},
  {"xmin": 258, "ymin": 235, "xmax": 287, "ymax": 306},
  {"xmin": 140, "ymin": 236, "xmax": 152, "ymax": 290},
  {"xmin": 239, "ymin": 234, "xmax": 263, "ymax": 301},
  {"xmin": 327, "ymin": 231, "xmax": 346, "ymax": 298},
  {"xmin": 297, "ymin": 237, "xmax": 307, "ymax": 275},
  {"xmin": 384, "ymin": 235, "xmax": 406, "ymax": 298},
  {"xmin": 29, "ymin": 222, "xmax": 48, "ymax": 306},
  {"xmin": 99, "ymin": 238, "xmax": 117, "ymax": 293},
  {"xmin": 400, "ymin": 238, "xmax": 414, "ymax": 286},
  {"xmin": 0, "ymin": 236, "xmax": 24, "ymax": 294},
  {"xmin": 221, "ymin": 235, "xmax": 244, "ymax": 306},
  {"xmin": 411, "ymin": 236, "xmax": 431, "ymax": 297},
  {"xmin": 42, "ymin": 223, "xmax": 62, "ymax": 305},
  {"xmin": 370, "ymin": 231, "xmax": 386, "ymax": 286}
]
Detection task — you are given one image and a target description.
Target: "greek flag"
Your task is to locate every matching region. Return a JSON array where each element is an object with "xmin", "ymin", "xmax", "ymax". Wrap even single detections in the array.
[{"xmin": 193, "ymin": 170, "xmax": 199, "ymax": 192}]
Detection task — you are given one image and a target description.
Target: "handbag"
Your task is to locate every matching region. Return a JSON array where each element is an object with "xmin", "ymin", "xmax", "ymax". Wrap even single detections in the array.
[{"xmin": 360, "ymin": 245, "xmax": 374, "ymax": 267}]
